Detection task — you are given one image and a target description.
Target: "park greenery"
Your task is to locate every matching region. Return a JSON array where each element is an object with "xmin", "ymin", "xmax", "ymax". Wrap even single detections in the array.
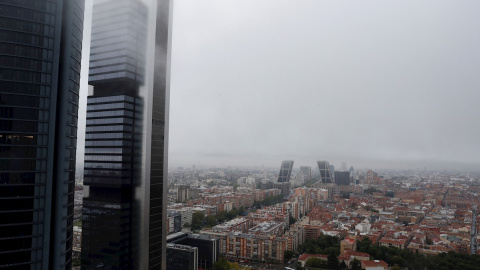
[
  {"xmin": 356, "ymin": 237, "xmax": 480, "ymax": 270},
  {"xmin": 298, "ymin": 234, "xmax": 341, "ymax": 256},
  {"xmin": 212, "ymin": 257, "xmax": 251, "ymax": 270},
  {"xmin": 296, "ymin": 235, "xmax": 480, "ymax": 270}
]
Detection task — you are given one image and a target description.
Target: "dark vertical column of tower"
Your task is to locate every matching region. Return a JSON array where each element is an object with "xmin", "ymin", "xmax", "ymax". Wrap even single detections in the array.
[
  {"xmin": 81, "ymin": 0, "xmax": 172, "ymax": 269},
  {"xmin": 277, "ymin": 160, "xmax": 294, "ymax": 183},
  {"xmin": 147, "ymin": 0, "xmax": 172, "ymax": 268},
  {"xmin": 81, "ymin": 0, "xmax": 147, "ymax": 269},
  {"xmin": 0, "ymin": 0, "xmax": 84, "ymax": 269}
]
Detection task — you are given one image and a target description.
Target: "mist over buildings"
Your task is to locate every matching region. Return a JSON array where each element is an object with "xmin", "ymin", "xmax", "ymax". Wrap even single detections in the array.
[{"xmin": 78, "ymin": 0, "xmax": 480, "ymax": 171}]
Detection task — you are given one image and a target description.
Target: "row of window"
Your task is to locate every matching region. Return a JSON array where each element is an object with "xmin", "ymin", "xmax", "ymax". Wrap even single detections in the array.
[
  {"xmin": 86, "ymin": 125, "xmax": 132, "ymax": 133},
  {"xmin": 0, "ymin": 4, "xmax": 56, "ymax": 25},
  {"xmin": 85, "ymin": 147, "xmax": 129, "ymax": 154},
  {"xmin": 90, "ymin": 40, "xmax": 142, "ymax": 56},
  {"xmin": 0, "ymin": 55, "xmax": 53, "ymax": 73},
  {"xmin": 0, "ymin": 172, "xmax": 44, "ymax": 184},
  {"xmin": 0, "ymin": 107, "xmax": 50, "ymax": 121},
  {"xmin": 89, "ymin": 63, "xmax": 138, "ymax": 76},
  {"xmin": 84, "ymin": 170, "xmax": 129, "ymax": 177},
  {"xmin": 0, "ymin": 145, "xmax": 49, "ymax": 159},
  {"xmin": 84, "ymin": 155, "xmax": 124, "ymax": 162},
  {"xmin": 86, "ymin": 117, "xmax": 133, "ymax": 126},
  {"xmin": 85, "ymin": 140, "xmax": 131, "ymax": 147},
  {"xmin": 87, "ymin": 110, "xmax": 133, "ymax": 119},
  {"xmin": 87, "ymin": 102, "xmax": 134, "ymax": 111},
  {"xmin": 0, "ymin": 43, "xmax": 54, "ymax": 61},
  {"xmin": 0, "ymin": 120, "xmax": 49, "ymax": 133},
  {"xmin": 0, "ymin": 159, "xmax": 46, "ymax": 171},
  {"xmin": 88, "ymin": 71, "xmax": 138, "ymax": 82},
  {"xmin": 85, "ymin": 133, "xmax": 132, "ymax": 140},
  {"xmin": 90, "ymin": 55, "xmax": 136, "ymax": 69},
  {"xmin": 89, "ymin": 49, "xmax": 133, "ymax": 61},
  {"xmin": 0, "ymin": 82, "xmax": 51, "ymax": 96},
  {"xmin": 0, "ymin": 0, "xmax": 57, "ymax": 15},
  {"xmin": 84, "ymin": 162, "xmax": 128, "ymax": 170},
  {"xmin": 0, "ymin": 134, "xmax": 48, "ymax": 146},
  {"xmin": 0, "ymin": 29, "xmax": 55, "ymax": 48},
  {"xmin": 0, "ymin": 17, "xmax": 55, "ymax": 37},
  {"xmin": 88, "ymin": 95, "xmax": 134, "ymax": 104},
  {"xmin": 0, "ymin": 93, "xmax": 50, "ymax": 108},
  {"xmin": 0, "ymin": 68, "xmax": 52, "ymax": 84}
]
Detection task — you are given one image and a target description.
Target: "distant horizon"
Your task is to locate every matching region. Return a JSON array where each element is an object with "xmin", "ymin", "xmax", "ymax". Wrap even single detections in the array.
[{"xmin": 77, "ymin": 156, "xmax": 480, "ymax": 173}]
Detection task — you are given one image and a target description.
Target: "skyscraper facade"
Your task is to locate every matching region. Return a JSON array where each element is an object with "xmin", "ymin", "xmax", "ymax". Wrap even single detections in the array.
[
  {"xmin": 277, "ymin": 160, "xmax": 294, "ymax": 183},
  {"xmin": 334, "ymin": 171, "xmax": 350, "ymax": 186},
  {"xmin": 0, "ymin": 1, "xmax": 85, "ymax": 269},
  {"xmin": 317, "ymin": 161, "xmax": 334, "ymax": 183},
  {"xmin": 81, "ymin": 0, "xmax": 172, "ymax": 269},
  {"xmin": 299, "ymin": 166, "xmax": 311, "ymax": 181}
]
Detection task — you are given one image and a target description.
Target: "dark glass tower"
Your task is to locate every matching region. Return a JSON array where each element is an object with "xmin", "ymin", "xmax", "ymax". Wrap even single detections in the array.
[
  {"xmin": 317, "ymin": 161, "xmax": 334, "ymax": 183},
  {"xmin": 0, "ymin": 0, "xmax": 85, "ymax": 269},
  {"xmin": 81, "ymin": 0, "xmax": 172, "ymax": 269},
  {"xmin": 277, "ymin": 160, "xmax": 294, "ymax": 182}
]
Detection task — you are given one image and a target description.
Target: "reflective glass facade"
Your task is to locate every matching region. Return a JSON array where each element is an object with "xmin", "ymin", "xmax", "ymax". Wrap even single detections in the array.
[
  {"xmin": 81, "ymin": 0, "xmax": 171, "ymax": 269},
  {"xmin": 277, "ymin": 160, "xmax": 294, "ymax": 182},
  {"xmin": 0, "ymin": 0, "xmax": 85, "ymax": 269},
  {"xmin": 317, "ymin": 161, "xmax": 334, "ymax": 183}
]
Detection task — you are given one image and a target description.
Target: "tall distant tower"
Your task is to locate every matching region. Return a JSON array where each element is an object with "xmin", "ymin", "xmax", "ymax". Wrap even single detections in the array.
[
  {"xmin": 341, "ymin": 161, "xmax": 347, "ymax": 171},
  {"xmin": 299, "ymin": 166, "xmax": 311, "ymax": 181},
  {"xmin": 81, "ymin": 0, "xmax": 172, "ymax": 269},
  {"xmin": 277, "ymin": 160, "xmax": 294, "ymax": 182},
  {"xmin": 317, "ymin": 161, "xmax": 334, "ymax": 183},
  {"xmin": 0, "ymin": 1, "xmax": 85, "ymax": 269}
]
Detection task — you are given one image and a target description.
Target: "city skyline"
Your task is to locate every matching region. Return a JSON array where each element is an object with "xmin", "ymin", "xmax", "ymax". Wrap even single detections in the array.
[{"xmin": 76, "ymin": 0, "xmax": 480, "ymax": 172}]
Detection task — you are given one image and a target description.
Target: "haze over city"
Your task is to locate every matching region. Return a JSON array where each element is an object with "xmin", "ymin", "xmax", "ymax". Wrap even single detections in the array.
[{"xmin": 78, "ymin": 0, "xmax": 480, "ymax": 171}]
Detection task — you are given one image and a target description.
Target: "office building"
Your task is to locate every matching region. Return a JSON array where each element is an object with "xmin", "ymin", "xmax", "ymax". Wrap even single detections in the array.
[
  {"xmin": 81, "ymin": 0, "xmax": 172, "ymax": 269},
  {"xmin": 166, "ymin": 244, "xmax": 198, "ymax": 270},
  {"xmin": 341, "ymin": 161, "xmax": 347, "ymax": 171},
  {"xmin": 0, "ymin": 1, "xmax": 85, "ymax": 269},
  {"xmin": 176, "ymin": 185, "xmax": 189, "ymax": 202},
  {"xmin": 277, "ymin": 160, "xmax": 294, "ymax": 182},
  {"xmin": 317, "ymin": 161, "xmax": 334, "ymax": 183},
  {"xmin": 335, "ymin": 171, "xmax": 350, "ymax": 186},
  {"xmin": 168, "ymin": 234, "xmax": 219, "ymax": 270},
  {"xmin": 273, "ymin": 182, "xmax": 291, "ymax": 197},
  {"xmin": 299, "ymin": 166, "xmax": 311, "ymax": 182}
]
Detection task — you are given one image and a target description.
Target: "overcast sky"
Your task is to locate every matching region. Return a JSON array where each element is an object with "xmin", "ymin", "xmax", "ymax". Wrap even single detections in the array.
[{"xmin": 78, "ymin": 0, "xmax": 480, "ymax": 171}]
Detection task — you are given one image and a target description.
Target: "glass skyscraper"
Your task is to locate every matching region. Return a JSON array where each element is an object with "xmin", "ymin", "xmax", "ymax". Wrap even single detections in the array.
[
  {"xmin": 277, "ymin": 160, "xmax": 294, "ymax": 183},
  {"xmin": 81, "ymin": 0, "xmax": 172, "ymax": 269},
  {"xmin": 317, "ymin": 160, "xmax": 334, "ymax": 183},
  {"xmin": 0, "ymin": 0, "xmax": 85, "ymax": 269}
]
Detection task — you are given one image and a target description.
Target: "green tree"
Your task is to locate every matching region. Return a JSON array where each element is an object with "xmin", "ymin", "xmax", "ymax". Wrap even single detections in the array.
[
  {"xmin": 339, "ymin": 260, "xmax": 347, "ymax": 270},
  {"xmin": 191, "ymin": 212, "xmax": 205, "ymax": 230},
  {"xmin": 327, "ymin": 250, "xmax": 339, "ymax": 269},
  {"xmin": 284, "ymin": 250, "xmax": 295, "ymax": 262},
  {"xmin": 206, "ymin": 215, "xmax": 217, "ymax": 227},
  {"xmin": 391, "ymin": 266, "xmax": 401, "ymax": 270},
  {"xmin": 350, "ymin": 259, "xmax": 362, "ymax": 270},
  {"xmin": 289, "ymin": 215, "xmax": 297, "ymax": 226},
  {"xmin": 183, "ymin": 222, "xmax": 191, "ymax": 229},
  {"xmin": 212, "ymin": 257, "xmax": 230, "ymax": 270},
  {"xmin": 305, "ymin": 258, "xmax": 327, "ymax": 268},
  {"xmin": 356, "ymin": 237, "xmax": 372, "ymax": 253}
]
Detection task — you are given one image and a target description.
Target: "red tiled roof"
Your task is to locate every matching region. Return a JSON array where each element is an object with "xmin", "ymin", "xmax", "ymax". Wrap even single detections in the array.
[{"xmin": 362, "ymin": 260, "xmax": 388, "ymax": 268}]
